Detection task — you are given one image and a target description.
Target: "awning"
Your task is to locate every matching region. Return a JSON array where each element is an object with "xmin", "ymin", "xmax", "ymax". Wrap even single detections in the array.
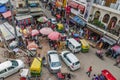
[
  {"xmin": 73, "ymin": 16, "xmax": 86, "ymax": 26},
  {"xmin": 0, "ymin": 5, "xmax": 7, "ymax": 13},
  {"xmin": 30, "ymin": 12, "xmax": 44, "ymax": 17},
  {"xmin": 15, "ymin": 15, "xmax": 32, "ymax": 21},
  {"xmin": 68, "ymin": 1, "xmax": 79, "ymax": 8},
  {"xmin": 101, "ymin": 35, "xmax": 116, "ymax": 45},
  {"xmin": 0, "ymin": 22, "xmax": 22, "ymax": 40},
  {"xmin": 2, "ymin": 11, "xmax": 11, "ymax": 18}
]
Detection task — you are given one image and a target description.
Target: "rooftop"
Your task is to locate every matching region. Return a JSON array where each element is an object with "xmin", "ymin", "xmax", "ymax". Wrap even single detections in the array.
[{"xmin": 93, "ymin": 4, "xmax": 120, "ymax": 15}]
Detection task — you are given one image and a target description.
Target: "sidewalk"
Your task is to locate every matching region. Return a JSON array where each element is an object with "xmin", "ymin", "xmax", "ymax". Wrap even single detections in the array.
[{"xmin": 86, "ymin": 39, "xmax": 96, "ymax": 48}]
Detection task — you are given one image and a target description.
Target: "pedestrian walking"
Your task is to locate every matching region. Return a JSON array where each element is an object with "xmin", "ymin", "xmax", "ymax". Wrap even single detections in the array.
[{"xmin": 86, "ymin": 66, "xmax": 92, "ymax": 77}]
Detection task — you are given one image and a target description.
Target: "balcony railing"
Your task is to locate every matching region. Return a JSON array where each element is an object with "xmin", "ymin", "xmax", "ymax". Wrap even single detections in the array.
[{"xmin": 88, "ymin": 19, "xmax": 120, "ymax": 36}]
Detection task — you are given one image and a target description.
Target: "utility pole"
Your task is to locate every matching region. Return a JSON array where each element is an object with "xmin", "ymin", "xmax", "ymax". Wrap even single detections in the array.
[{"xmin": 9, "ymin": 0, "xmax": 18, "ymax": 41}]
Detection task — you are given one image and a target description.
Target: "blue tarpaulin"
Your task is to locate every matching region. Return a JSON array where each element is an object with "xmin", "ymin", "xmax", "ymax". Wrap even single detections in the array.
[
  {"xmin": 0, "ymin": 5, "xmax": 7, "ymax": 13},
  {"xmin": 73, "ymin": 16, "xmax": 86, "ymax": 26}
]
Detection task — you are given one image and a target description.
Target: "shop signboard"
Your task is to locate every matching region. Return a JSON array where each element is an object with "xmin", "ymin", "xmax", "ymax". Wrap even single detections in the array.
[
  {"xmin": 84, "ymin": 0, "xmax": 94, "ymax": 21},
  {"xmin": 71, "ymin": 8, "xmax": 79, "ymax": 15}
]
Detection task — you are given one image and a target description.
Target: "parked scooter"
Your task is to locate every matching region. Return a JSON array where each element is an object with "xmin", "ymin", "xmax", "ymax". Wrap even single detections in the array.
[{"xmin": 96, "ymin": 49, "xmax": 104, "ymax": 60}]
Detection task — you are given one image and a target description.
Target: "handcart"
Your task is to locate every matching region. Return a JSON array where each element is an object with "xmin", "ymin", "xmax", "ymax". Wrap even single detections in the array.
[
  {"xmin": 20, "ymin": 69, "xmax": 29, "ymax": 80},
  {"xmin": 56, "ymin": 68, "xmax": 72, "ymax": 80}
]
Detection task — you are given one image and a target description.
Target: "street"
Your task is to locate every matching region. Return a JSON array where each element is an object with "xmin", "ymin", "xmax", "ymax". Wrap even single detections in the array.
[{"xmin": 0, "ymin": 37, "xmax": 119, "ymax": 80}]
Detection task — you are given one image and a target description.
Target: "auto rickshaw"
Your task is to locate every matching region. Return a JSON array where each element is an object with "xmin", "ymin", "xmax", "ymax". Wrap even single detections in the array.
[
  {"xmin": 30, "ymin": 58, "xmax": 42, "ymax": 77},
  {"xmin": 20, "ymin": 69, "xmax": 29, "ymax": 80},
  {"xmin": 79, "ymin": 39, "xmax": 89, "ymax": 53}
]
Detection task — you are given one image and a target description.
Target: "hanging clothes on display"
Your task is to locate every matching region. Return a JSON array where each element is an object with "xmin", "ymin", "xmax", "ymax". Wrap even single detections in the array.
[{"xmin": 15, "ymin": 15, "xmax": 33, "ymax": 28}]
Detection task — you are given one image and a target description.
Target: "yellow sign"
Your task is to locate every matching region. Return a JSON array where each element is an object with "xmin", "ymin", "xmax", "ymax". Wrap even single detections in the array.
[{"xmin": 63, "ymin": 0, "xmax": 67, "ymax": 7}]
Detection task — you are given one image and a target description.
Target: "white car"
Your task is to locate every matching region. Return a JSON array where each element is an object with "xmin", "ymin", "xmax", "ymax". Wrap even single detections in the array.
[
  {"xmin": 47, "ymin": 50, "xmax": 61, "ymax": 73},
  {"xmin": 48, "ymin": 18, "xmax": 57, "ymax": 24},
  {"xmin": 60, "ymin": 51, "xmax": 80, "ymax": 71},
  {"xmin": 0, "ymin": 59, "xmax": 24, "ymax": 78}
]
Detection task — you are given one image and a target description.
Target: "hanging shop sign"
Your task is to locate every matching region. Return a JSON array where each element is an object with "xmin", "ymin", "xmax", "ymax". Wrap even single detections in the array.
[{"xmin": 68, "ymin": 1, "xmax": 79, "ymax": 9}]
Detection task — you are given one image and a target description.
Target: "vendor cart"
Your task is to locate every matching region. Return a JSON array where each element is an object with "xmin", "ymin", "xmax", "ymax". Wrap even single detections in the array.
[
  {"xmin": 101, "ymin": 69, "xmax": 116, "ymax": 80},
  {"xmin": 20, "ymin": 69, "xmax": 29, "ymax": 80},
  {"xmin": 56, "ymin": 68, "xmax": 71, "ymax": 80}
]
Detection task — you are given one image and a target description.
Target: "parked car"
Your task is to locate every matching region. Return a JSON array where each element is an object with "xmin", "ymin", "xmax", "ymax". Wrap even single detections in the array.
[
  {"xmin": 60, "ymin": 51, "xmax": 80, "ymax": 71},
  {"xmin": 66, "ymin": 38, "xmax": 81, "ymax": 53},
  {"xmin": 47, "ymin": 50, "xmax": 61, "ymax": 73},
  {"xmin": 0, "ymin": 59, "xmax": 24, "ymax": 78},
  {"xmin": 48, "ymin": 18, "xmax": 57, "ymax": 24}
]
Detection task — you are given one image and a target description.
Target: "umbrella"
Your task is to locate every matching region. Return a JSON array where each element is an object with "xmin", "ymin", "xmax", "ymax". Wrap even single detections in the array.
[
  {"xmin": 27, "ymin": 41, "xmax": 38, "ymax": 50},
  {"xmin": 0, "ymin": 0, "xmax": 8, "ymax": 4},
  {"xmin": 37, "ymin": 16, "xmax": 48, "ymax": 23},
  {"xmin": 48, "ymin": 31, "xmax": 61, "ymax": 40},
  {"xmin": 31, "ymin": 29, "xmax": 39, "ymax": 36},
  {"xmin": 40, "ymin": 27, "xmax": 53, "ymax": 35}
]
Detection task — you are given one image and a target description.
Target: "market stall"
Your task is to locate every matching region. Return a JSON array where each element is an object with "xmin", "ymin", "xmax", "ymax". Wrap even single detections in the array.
[{"xmin": 15, "ymin": 15, "xmax": 33, "ymax": 27}]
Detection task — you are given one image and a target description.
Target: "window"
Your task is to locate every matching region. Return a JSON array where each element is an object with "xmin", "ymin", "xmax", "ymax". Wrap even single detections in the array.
[
  {"xmin": 75, "ymin": 61, "xmax": 80, "ymax": 65},
  {"xmin": 102, "ymin": 14, "xmax": 110, "ymax": 23},
  {"xmin": 19, "ymin": 4, "xmax": 23, "ymax": 8},
  {"xmin": 51, "ymin": 62, "xmax": 61, "ymax": 67},
  {"xmin": 11, "ymin": 60, "xmax": 18, "ymax": 67},
  {"xmin": 0, "ymin": 69, "xmax": 7, "ymax": 74},
  {"xmin": 66, "ymin": 57, "xmax": 71, "ymax": 63},
  {"xmin": 7, "ymin": 66, "xmax": 14, "ymax": 70}
]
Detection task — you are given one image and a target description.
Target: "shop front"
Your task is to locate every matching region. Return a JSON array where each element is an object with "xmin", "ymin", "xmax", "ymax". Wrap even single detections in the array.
[
  {"xmin": 100, "ymin": 35, "xmax": 117, "ymax": 49},
  {"xmin": 15, "ymin": 15, "xmax": 33, "ymax": 28},
  {"xmin": 68, "ymin": 1, "xmax": 86, "ymax": 17}
]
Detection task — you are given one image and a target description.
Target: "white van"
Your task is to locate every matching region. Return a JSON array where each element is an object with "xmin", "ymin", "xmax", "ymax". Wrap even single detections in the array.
[
  {"xmin": 0, "ymin": 59, "xmax": 24, "ymax": 78},
  {"xmin": 60, "ymin": 51, "xmax": 80, "ymax": 71},
  {"xmin": 66, "ymin": 38, "xmax": 81, "ymax": 53}
]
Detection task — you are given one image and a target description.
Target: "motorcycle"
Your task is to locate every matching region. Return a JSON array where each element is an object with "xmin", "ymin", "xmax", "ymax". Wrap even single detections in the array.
[{"xmin": 96, "ymin": 50, "xmax": 104, "ymax": 60}]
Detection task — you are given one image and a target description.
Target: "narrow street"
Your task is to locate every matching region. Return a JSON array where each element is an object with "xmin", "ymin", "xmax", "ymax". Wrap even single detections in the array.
[{"xmin": 1, "ymin": 37, "xmax": 119, "ymax": 80}]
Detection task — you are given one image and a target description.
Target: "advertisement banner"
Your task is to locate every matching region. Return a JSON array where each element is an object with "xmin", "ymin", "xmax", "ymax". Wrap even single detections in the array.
[{"xmin": 84, "ymin": 0, "xmax": 94, "ymax": 22}]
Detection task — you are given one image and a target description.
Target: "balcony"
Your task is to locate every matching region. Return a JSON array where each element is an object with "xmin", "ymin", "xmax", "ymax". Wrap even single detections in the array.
[{"xmin": 88, "ymin": 19, "xmax": 120, "ymax": 37}]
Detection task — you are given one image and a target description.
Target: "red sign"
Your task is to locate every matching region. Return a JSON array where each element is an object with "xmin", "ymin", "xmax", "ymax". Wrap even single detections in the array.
[
  {"xmin": 66, "ymin": 6, "xmax": 71, "ymax": 14},
  {"xmin": 68, "ymin": 1, "xmax": 79, "ymax": 9},
  {"xmin": 78, "ymin": 4, "xmax": 85, "ymax": 13}
]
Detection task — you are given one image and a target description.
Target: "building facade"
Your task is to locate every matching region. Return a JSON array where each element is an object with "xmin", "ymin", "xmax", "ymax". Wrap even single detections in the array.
[{"xmin": 86, "ymin": 0, "xmax": 120, "ymax": 48}]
